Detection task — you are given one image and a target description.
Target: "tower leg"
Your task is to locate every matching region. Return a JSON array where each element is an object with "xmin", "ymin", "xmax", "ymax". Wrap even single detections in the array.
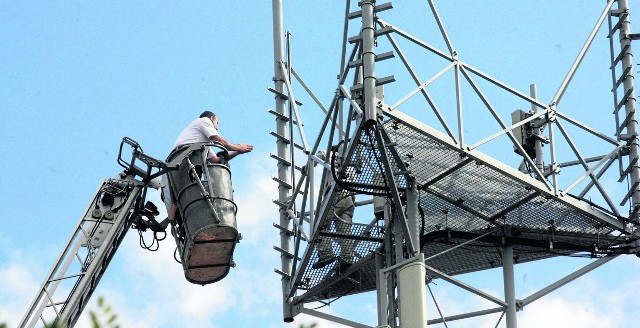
[
  {"xmin": 398, "ymin": 254, "xmax": 428, "ymax": 328},
  {"xmin": 376, "ymin": 252, "xmax": 389, "ymax": 326},
  {"xmin": 502, "ymin": 235, "xmax": 517, "ymax": 328}
]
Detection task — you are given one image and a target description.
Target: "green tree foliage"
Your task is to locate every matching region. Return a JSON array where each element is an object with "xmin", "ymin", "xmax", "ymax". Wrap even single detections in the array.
[
  {"xmin": 13, "ymin": 295, "xmax": 120, "ymax": 328},
  {"xmin": 89, "ymin": 296, "xmax": 120, "ymax": 328},
  {"xmin": 44, "ymin": 321, "xmax": 66, "ymax": 328},
  {"xmin": 298, "ymin": 324, "xmax": 318, "ymax": 328}
]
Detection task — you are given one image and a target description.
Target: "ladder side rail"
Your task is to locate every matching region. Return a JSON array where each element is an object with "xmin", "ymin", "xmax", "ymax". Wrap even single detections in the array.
[
  {"xmin": 272, "ymin": 0, "xmax": 296, "ymax": 322},
  {"xmin": 60, "ymin": 178, "xmax": 143, "ymax": 327},
  {"xmin": 19, "ymin": 182, "xmax": 108, "ymax": 328}
]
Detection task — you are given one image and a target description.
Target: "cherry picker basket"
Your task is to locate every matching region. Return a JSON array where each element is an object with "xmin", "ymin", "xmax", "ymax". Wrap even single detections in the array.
[{"xmin": 166, "ymin": 142, "xmax": 239, "ymax": 285}]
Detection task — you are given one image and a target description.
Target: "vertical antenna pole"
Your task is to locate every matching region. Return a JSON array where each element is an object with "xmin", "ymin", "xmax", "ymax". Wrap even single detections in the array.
[
  {"xmin": 361, "ymin": 0, "xmax": 378, "ymax": 126},
  {"xmin": 530, "ymin": 84, "xmax": 545, "ymax": 172},
  {"xmin": 272, "ymin": 0, "xmax": 294, "ymax": 322}
]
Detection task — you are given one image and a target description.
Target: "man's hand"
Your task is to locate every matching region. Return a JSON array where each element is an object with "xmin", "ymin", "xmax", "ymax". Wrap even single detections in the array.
[{"xmin": 236, "ymin": 143, "xmax": 253, "ymax": 153}]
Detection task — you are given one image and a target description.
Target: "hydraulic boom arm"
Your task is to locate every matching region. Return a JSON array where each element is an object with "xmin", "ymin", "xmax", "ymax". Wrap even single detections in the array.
[{"xmin": 19, "ymin": 138, "xmax": 166, "ymax": 328}]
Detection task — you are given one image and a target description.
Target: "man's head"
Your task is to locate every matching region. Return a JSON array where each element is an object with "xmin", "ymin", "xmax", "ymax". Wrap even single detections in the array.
[
  {"xmin": 200, "ymin": 111, "xmax": 216, "ymax": 119},
  {"xmin": 200, "ymin": 111, "xmax": 219, "ymax": 129}
]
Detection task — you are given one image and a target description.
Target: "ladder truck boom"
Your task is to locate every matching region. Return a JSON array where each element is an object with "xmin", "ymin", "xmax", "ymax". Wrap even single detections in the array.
[{"xmin": 19, "ymin": 137, "xmax": 167, "ymax": 328}]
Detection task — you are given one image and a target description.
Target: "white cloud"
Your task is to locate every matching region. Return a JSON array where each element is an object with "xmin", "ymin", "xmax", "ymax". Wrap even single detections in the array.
[
  {"xmin": 0, "ymin": 263, "xmax": 41, "ymax": 327},
  {"xmin": 0, "ymin": 263, "xmax": 37, "ymax": 298},
  {"xmin": 0, "ymin": 236, "xmax": 56, "ymax": 328},
  {"xmin": 234, "ymin": 169, "xmax": 280, "ymax": 245},
  {"xmin": 420, "ymin": 257, "xmax": 640, "ymax": 328},
  {"xmin": 296, "ymin": 313, "xmax": 353, "ymax": 328},
  {"xmin": 520, "ymin": 297, "xmax": 616, "ymax": 328}
]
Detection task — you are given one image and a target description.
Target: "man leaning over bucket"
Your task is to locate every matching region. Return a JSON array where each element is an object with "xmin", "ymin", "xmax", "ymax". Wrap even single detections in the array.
[{"xmin": 162, "ymin": 110, "xmax": 253, "ymax": 221}]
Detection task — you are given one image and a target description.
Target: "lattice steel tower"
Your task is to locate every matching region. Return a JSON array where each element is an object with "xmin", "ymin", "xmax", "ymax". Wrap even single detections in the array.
[{"xmin": 270, "ymin": 1, "xmax": 640, "ymax": 327}]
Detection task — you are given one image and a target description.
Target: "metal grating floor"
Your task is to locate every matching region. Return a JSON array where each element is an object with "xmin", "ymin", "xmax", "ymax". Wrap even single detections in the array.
[
  {"xmin": 292, "ymin": 114, "xmax": 634, "ymax": 304},
  {"xmin": 293, "ymin": 187, "xmax": 385, "ymax": 303}
]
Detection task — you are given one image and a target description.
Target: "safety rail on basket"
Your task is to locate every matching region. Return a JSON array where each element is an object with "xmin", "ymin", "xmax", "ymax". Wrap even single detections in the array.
[
  {"xmin": 164, "ymin": 142, "xmax": 230, "ymax": 165},
  {"xmin": 117, "ymin": 137, "xmax": 166, "ymax": 187},
  {"xmin": 209, "ymin": 141, "xmax": 230, "ymax": 165}
]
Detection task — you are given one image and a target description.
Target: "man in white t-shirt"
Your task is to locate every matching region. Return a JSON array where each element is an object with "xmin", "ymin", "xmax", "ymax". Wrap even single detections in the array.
[
  {"xmin": 173, "ymin": 110, "xmax": 253, "ymax": 162},
  {"xmin": 163, "ymin": 111, "xmax": 253, "ymax": 220}
]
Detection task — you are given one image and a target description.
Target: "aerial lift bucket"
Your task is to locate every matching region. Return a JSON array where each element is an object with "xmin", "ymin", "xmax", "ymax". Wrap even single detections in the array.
[{"xmin": 166, "ymin": 143, "xmax": 239, "ymax": 285}]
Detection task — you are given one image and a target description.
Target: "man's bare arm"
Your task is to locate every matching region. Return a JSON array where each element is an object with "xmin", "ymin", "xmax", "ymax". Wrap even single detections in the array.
[{"xmin": 210, "ymin": 135, "xmax": 253, "ymax": 153}]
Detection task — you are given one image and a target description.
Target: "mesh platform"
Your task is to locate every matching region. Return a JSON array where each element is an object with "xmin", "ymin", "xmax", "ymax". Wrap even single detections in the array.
[
  {"xmin": 291, "ymin": 114, "xmax": 635, "ymax": 304},
  {"xmin": 292, "ymin": 189, "xmax": 385, "ymax": 303},
  {"xmin": 334, "ymin": 125, "xmax": 408, "ymax": 195}
]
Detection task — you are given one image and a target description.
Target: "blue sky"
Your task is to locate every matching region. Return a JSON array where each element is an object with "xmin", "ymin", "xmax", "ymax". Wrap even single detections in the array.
[{"xmin": 1, "ymin": 1, "xmax": 640, "ymax": 327}]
